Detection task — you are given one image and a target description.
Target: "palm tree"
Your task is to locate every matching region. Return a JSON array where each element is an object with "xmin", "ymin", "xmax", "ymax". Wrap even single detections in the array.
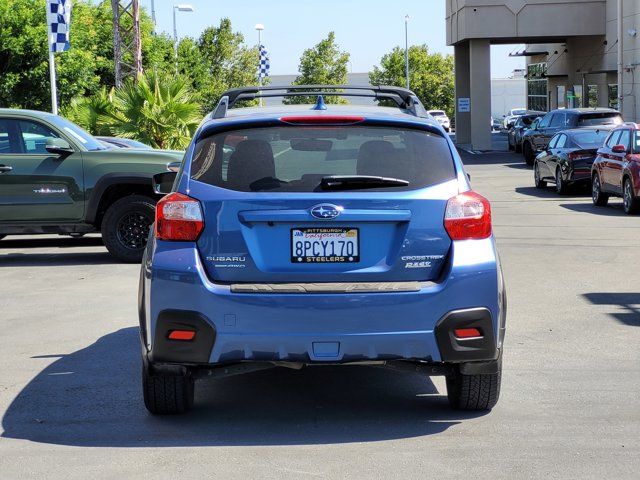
[
  {"xmin": 62, "ymin": 87, "xmax": 114, "ymax": 136},
  {"xmin": 102, "ymin": 72, "xmax": 202, "ymax": 150}
]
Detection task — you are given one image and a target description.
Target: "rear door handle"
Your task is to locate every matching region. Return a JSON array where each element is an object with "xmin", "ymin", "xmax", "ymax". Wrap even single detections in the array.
[{"xmin": 0, "ymin": 165, "xmax": 13, "ymax": 173}]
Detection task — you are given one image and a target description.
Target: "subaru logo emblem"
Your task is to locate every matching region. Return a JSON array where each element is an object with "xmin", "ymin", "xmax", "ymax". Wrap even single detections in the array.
[{"xmin": 310, "ymin": 204, "xmax": 342, "ymax": 219}]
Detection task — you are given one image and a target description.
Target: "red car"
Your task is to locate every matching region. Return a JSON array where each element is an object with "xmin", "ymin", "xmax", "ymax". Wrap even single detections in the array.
[{"xmin": 591, "ymin": 124, "xmax": 640, "ymax": 214}]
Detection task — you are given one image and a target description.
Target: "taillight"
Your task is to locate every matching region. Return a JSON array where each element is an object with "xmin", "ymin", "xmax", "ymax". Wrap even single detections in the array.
[
  {"xmin": 568, "ymin": 152, "xmax": 593, "ymax": 161},
  {"xmin": 444, "ymin": 191, "xmax": 492, "ymax": 240},
  {"xmin": 155, "ymin": 192, "xmax": 204, "ymax": 241}
]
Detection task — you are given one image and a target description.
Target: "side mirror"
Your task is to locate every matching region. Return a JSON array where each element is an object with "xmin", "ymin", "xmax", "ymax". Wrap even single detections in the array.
[
  {"xmin": 152, "ymin": 171, "xmax": 177, "ymax": 195},
  {"xmin": 45, "ymin": 137, "xmax": 73, "ymax": 155},
  {"xmin": 166, "ymin": 161, "xmax": 181, "ymax": 173},
  {"xmin": 612, "ymin": 144, "xmax": 627, "ymax": 154}
]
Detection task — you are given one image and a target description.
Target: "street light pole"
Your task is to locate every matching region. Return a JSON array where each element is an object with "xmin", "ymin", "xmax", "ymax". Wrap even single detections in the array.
[
  {"xmin": 151, "ymin": 0, "xmax": 156, "ymax": 33},
  {"xmin": 173, "ymin": 4, "xmax": 194, "ymax": 74},
  {"xmin": 405, "ymin": 15, "xmax": 410, "ymax": 90}
]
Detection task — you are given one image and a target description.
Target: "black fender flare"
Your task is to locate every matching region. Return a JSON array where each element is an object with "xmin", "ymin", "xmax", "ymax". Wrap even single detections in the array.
[{"xmin": 85, "ymin": 173, "xmax": 159, "ymax": 225}]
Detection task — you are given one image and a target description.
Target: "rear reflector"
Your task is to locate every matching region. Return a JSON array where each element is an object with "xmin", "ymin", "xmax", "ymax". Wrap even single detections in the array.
[
  {"xmin": 280, "ymin": 115, "xmax": 365, "ymax": 125},
  {"xmin": 454, "ymin": 328, "xmax": 482, "ymax": 339},
  {"xmin": 155, "ymin": 192, "xmax": 204, "ymax": 241},
  {"xmin": 444, "ymin": 191, "xmax": 492, "ymax": 240},
  {"xmin": 167, "ymin": 330, "xmax": 196, "ymax": 341}
]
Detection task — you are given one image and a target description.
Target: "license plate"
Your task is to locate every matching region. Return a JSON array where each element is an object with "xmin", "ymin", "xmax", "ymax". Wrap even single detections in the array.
[{"xmin": 291, "ymin": 228, "xmax": 360, "ymax": 263}]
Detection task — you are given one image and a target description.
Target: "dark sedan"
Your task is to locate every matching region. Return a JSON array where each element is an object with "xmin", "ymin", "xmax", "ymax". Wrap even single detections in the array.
[
  {"xmin": 534, "ymin": 127, "xmax": 611, "ymax": 194},
  {"xmin": 508, "ymin": 114, "xmax": 542, "ymax": 152},
  {"xmin": 592, "ymin": 124, "xmax": 640, "ymax": 214},
  {"xmin": 522, "ymin": 108, "xmax": 622, "ymax": 165}
]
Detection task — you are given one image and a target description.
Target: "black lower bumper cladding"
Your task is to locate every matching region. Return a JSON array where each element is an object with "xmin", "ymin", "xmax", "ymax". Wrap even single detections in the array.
[
  {"xmin": 435, "ymin": 307, "xmax": 498, "ymax": 362},
  {"xmin": 150, "ymin": 310, "xmax": 216, "ymax": 364}
]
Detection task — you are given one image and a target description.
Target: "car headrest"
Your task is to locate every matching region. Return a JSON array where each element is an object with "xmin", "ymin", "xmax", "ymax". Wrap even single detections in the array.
[
  {"xmin": 356, "ymin": 140, "xmax": 398, "ymax": 178},
  {"xmin": 226, "ymin": 140, "xmax": 276, "ymax": 190}
]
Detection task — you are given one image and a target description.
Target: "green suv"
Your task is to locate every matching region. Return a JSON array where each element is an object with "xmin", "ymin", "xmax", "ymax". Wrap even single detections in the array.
[{"xmin": 0, "ymin": 109, "xmax": 184, "ymax": 262}]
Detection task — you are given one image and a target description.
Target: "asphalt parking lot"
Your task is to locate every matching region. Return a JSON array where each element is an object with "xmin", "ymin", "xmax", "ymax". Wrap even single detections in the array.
[{"xmin": 1, "ymin": 148, "xmax": 639, "ymax": 479}]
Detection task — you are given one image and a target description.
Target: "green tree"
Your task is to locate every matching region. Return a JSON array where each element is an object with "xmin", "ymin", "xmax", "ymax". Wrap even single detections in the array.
[
  {"xmin": 62, "ymin": 86, "xmax": 114, "ymax": 135},
  {"xmin": 284, "ymin": 32, "xmax": 350, "ymax": 104},
  {"xmin": 369, "ymin": 45, "xmax": 455, "ymax": 116},
  {"xmin": 99, "ymin": 72, "xmax": 201, "ymax": 149},
  {"xmin": 175, "ymin": 18, "xmax": 262, "ymax": 112},
  {"xmin": 0, "ymin": 0, "xmax": 115, "ymax": 110}
]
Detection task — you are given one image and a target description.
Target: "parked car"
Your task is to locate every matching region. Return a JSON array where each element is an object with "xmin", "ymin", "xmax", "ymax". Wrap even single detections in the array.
[
  {"xmin": 522, "ymin": 108, "xmax": 623, "ymax": 165},
  {"xmin": 428, "ymin": 110, "xmax": 450, "ymax": 132},
  {"xmin": 0, "ymin": 109, "xmax": 183, "ymax": 261},
  {"xmin": 508, "ymin": 113, "xmax": 543, "ymax": 152},
  {"xmin": 591, "ymin": 123, "xmax": 640, "ymax": 214},
  {"xmin": 96, "ymin": 136, "xmax": 153, "ymax": 150},
  {"xmin": 533, "ymin": 127, "xmax": 611, "ymax": 194},
  {"xmin": 502, "ymin": 108, "xmax": 528, "ymax": 130},
  {"xmin": 139, "ymin": 85, "xmax": 507, "ymax": 415},
  {"xmin": 491, "ymin": 117, "xmax": 502, "ymax": 132}
]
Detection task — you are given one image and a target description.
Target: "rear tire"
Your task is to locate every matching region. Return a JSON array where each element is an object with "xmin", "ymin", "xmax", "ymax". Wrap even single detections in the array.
[
  {"xmin": 555, "ymin": 168, "xmax": 569, "ymax": 195},
  {"xmin": 534, "ymin": 162, "xmax": 547, "ymax": 189},
  {"xmin": 142, "ymin": 363, "xmax": 194, "ymax": 415},
  {"xmin": 508, "ymin": 137, "xmax": 514, "ymax": 150},
  {"xmin": 623, "ymin": 177, "xmax": 640, "ymax": 214},
  {"xmin": 592, "ymin": 174, "xmax": 609, "ymax": 206},
  {"xmin": 523, "ymin": 142, "xmax": 535, "ymax": 166},
  {"xmin": 446, "ymin": 361, "xmax": 501, "ymax": 411},
  {"xmin": 101, "ymin": 195, "xmax": 155, "ymax": 263},
  {"xmin": 515, "ymin": 142, "xmax": 522, "ymax": 153}
]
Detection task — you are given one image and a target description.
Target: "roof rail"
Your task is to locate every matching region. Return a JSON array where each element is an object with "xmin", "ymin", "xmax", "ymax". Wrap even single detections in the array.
[{"xmin": 210, "ymin": 85, "xmax": 428, "ymax": 119}]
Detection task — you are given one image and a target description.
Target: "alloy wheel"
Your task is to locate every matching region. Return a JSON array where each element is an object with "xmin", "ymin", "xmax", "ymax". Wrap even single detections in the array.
[
  {"xmin": 624, "ymin": 180, "xmax": 632, "ymax": 212},
  {"xmin": 116, "ymin": 212, "xmax": 152, "ymax": 250}
]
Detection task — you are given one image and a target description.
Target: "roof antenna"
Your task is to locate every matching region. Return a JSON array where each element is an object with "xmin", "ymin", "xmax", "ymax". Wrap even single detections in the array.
[{"xmin": 313, "ymin": 95, "xmax": 327, "ymax": 111}]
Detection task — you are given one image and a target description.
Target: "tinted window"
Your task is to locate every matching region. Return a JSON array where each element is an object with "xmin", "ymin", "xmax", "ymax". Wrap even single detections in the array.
[
  {"xmin": 632, "ymin": 132, "xmax": 640, "ymax": 153},
  {"xmin": 548, "ymin": 135, "xmax": 559, "ymax": 149},
  {"xmin": 555, "ymin": 134, "xmax": 567, "ymax": 148},
  {"xmin": 521, "ymin": 116, "xmax": 538, "ymax": 127},
  {"xmin": 191, "ymin": 126, "xmax": 456, "ymax": 192},
  {"xmin": 572, "ymin": 130, "xmax": 609, "ymax": 148},
  {"xmin": 577, "ymin": 113, "xmax": 623, "ymax": 127},
  {"xmin": 618, "ymin": 130, "xmax": 631, "ymax": 149},
  {"xmin": 50, "ymin": 116, "xmax": 107, "ymax": 151},
  {"xmin": 18, "ymin": 120, "xmax": 61, "ymax": 154},
  {"xmin": 539, "ymin": 113, "xmax": 553, "ymax": 128},
  {"xmin": 0, "ymin": 119, "xmax": 20, "ymax": 154},
  {"xmin": 430, "ymin": 111, "xmax": 446, "ymax": 117},
  {"xmin": 606, "ymin": 131, "xmax": 621, "ymax": 148},
  {"xmin": 550, "ymin": 113, "xmax": 566, "ymax": 127}
]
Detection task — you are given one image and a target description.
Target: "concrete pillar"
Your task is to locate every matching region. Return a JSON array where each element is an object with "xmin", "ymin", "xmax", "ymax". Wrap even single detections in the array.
[
  {"xmin": 469, "ymin": 39, "xmax": 492, "ymax": 151},
  {"xmin": 454, "ymin": 43, "xmax": 471, "ymax": 145},
  {"xmin": 597, "ymin": 83, "xmax": 609, "ymax": 108}
]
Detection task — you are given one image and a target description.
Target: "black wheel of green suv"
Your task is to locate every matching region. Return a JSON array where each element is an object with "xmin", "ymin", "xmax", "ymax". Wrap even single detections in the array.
[
  {"xmin": 446, "ymin": 360, "xmax": 501, "ymax": 411},
  {"xmin": 101, "ymin": 195, "xmax": 155, "ymax": 263}
]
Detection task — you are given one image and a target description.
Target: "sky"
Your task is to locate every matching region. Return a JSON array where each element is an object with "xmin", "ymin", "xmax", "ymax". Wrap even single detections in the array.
[{"xmin": 141, "ymin": 0, "xmax": 524, "ymax": 78}]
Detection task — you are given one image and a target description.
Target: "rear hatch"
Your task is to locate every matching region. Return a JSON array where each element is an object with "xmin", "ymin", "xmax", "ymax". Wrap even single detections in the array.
[{"xmin": 187, "ymin": 119, "xmax": 459, "ymax": 284}]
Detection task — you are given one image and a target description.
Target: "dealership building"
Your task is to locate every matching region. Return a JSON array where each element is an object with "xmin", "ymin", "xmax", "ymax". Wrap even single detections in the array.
[{"xmin": 447, "ymin": 0, "xmax": 640, "ymax": 150}]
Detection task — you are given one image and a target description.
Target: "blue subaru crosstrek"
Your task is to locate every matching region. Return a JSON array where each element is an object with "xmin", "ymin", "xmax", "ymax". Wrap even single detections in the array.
[{"xmin": 139, "ymin": 85, "xmax": 507, "ymax": 414}]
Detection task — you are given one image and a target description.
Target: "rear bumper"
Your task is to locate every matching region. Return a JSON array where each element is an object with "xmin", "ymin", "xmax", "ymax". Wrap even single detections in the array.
[{"xmin": 141, "ymin": 238, "xmax": 505, "ymax": 365}]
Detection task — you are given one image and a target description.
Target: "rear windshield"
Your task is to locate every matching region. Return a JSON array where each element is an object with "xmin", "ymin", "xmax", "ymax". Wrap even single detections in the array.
[
  {"xmin": 572, "ymin": 130, "xmax": 609, "ymax": 148},
  {"xmin": 577, "ymin": 113, "xmax": 623, "ymax": 127},
  {"xmin": 190, "ymin": 125, "xmax": 456, "ymax": 192},
  {"xmin": 430, "ymin": 111, "xmax": 446, "ymax": 116}
]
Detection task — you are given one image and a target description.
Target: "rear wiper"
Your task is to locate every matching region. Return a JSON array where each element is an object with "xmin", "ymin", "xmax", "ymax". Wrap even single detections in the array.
[{"xmin": 320, "ymin": 175, "xmax": 409, "ymax": 191}]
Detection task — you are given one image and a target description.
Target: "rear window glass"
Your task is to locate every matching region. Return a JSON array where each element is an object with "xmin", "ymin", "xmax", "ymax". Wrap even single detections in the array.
[
  {"xmin": 577, "ymin": 113, "xmax": 623, "ymax": 127},
  {"xmin": 572, "ymin": 130, "xmax": 609, "ymax": 148},
  {"xmin": 430, "ymin": 111, "xmax": 446, "ymax": 116},
  {"xmin": 190, "ymin": 126, "xmax": 456, "ymax": 192}
]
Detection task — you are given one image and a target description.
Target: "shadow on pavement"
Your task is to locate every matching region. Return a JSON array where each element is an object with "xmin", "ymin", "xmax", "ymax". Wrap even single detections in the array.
[
  {"xmin": 0, "ymin": 236, "xmax": 119, "ymax": 266},
  {"xmin": 2, "ymin": 328, "xmax": 480, "ymax": 447},
  {"xmin": 583, "ymin": 293, "xmax": 640, "ymax": 326},
  {"xmin": 560, "ymin": 202, "xmax": 626, "ymax": 216},
  {"xmin": 514, "ymin": 186, "xmax": 590, "ymax": 200}
]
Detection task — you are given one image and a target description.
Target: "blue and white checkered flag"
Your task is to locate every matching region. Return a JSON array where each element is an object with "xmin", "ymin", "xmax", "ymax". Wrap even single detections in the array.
[
  {"xmin": 258, "ymin": 44, "xmax": 270, "ymax": 79},
  {"xmin": 47, "ymin": 0, "xmax": 71, "ymax": 53}
]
